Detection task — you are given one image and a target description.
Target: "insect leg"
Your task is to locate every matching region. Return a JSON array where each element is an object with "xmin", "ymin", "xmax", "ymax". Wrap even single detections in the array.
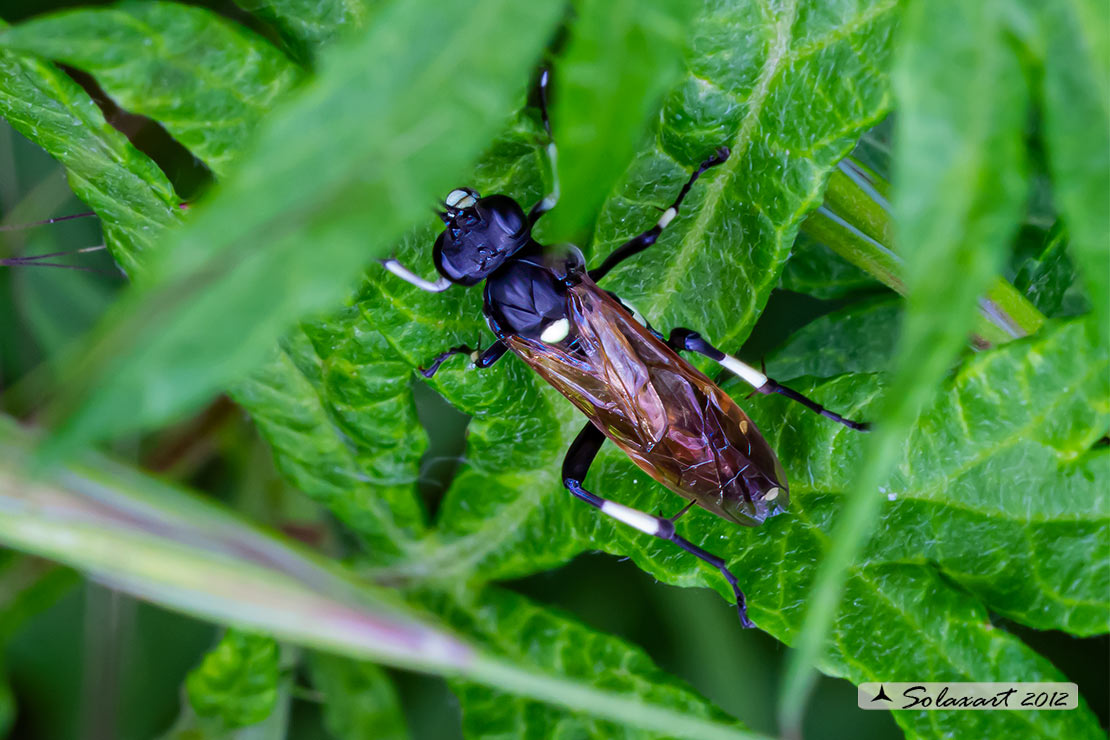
[
  {"xmin": 419, "ymin": 340, "xmax": 506, "ymax": 378},
  {"xmin": 589, "ymin": 146, "xmax": 730, "ymax": 282},
  {"xmin": 562, "ymin": 422, "xmax": 756, "ymax": 628},
  {"xmin": 527, "ymin": 69, "xmax": 559, "ymax": 226},
  {"xmin": 667, "ymin": 328, "xmax": 870, "ymax": 431},
  {"xmin": 379, "ymin": 258, "xmax": 453, "ymax": 293}
]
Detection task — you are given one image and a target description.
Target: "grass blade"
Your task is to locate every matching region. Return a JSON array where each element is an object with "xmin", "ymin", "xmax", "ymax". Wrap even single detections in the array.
[
  {"xmin": 0, "ymin": 417, "xmax": 766, "ymax": 740},
  {"xmin": 1037, "ymin": 0, "xmax": 1110, "ymax": 343},
  {"xmin": 778, "ymin": 0, "xmax": 1032, "ymax": 730},
  {"xmin": 544, "ymin": 0, "xmax": 697, "ymax": 241}
]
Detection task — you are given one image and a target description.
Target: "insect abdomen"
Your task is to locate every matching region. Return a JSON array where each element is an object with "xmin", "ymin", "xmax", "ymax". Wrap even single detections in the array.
[{"xmin": 504, "ymin": 274, "xmax": 788, "ymax": 527}]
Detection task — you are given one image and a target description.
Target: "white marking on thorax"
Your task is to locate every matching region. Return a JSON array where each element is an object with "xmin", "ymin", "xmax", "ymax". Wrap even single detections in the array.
[{"xmin": 540, "ymin": 318, "xmax": 570, "ymax": 344}]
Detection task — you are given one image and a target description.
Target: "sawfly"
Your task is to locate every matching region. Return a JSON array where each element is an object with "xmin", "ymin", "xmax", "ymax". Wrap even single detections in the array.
[
  {"xmin": 380, "ymin": 72, "xmax": 869, "ymax": 626},
  {"xmin": 1, "ymin": 71, "xmax": 869, "ymax": 627}
]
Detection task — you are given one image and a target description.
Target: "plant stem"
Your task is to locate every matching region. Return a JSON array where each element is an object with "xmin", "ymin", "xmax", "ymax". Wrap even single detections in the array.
[{"xmin": 804, "ymin": 160, "xmax": 1045, "ymax": 344}]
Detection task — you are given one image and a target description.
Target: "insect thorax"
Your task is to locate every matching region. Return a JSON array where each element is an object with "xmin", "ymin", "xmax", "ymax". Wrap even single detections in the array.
[{"xmin": 483, "ymin": 244, "xmax": 585, "ymax": 342}]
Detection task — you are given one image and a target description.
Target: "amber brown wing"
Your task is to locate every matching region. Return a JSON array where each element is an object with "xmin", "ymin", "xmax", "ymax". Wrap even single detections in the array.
[{"xmin": 504, "ymin": 275, "xmax": 788, "ymax": 527}]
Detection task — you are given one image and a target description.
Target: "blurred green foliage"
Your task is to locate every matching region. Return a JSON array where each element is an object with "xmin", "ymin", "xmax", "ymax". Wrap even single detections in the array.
[
  {"xmin": 0, "ymin": 0, "xmax": 1106, "ymax": 738},
  {"xmin": 186, "ymin": 630, "xmax": 281, "ymax": 729}
]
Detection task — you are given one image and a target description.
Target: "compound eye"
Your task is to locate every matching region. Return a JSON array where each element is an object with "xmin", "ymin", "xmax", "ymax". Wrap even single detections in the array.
[
  {"xmin": 477, "ymin": 194, "xmax": 526, "ymax": 238},
  {"xmin": 445, "ymin": 188, "xmax": 479, "ymax": 209}
]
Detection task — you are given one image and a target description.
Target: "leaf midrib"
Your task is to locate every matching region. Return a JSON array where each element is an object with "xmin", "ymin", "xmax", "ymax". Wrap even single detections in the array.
[{"xmin": 649, "ymin": 0, "xmax": 798, "ymax": 322}]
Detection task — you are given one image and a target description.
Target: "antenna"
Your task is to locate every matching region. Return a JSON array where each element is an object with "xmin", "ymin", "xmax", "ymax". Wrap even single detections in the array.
[
  {"xmin": 0, "ymin": 244, "xmax": 114, "ymax": 274},
  {"xmin": 0, "ymin": 208, "xmax": 119, "ymax": 275},
  {"xmin": 0, "ymin": 210, "xmax": 98, "ymax": 232}
]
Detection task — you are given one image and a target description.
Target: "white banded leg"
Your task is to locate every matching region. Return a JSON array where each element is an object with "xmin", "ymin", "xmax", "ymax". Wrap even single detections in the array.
[
  {"xmin": 420, "ymin": 340, "xmax": 507, "ymax": 378},
  {"xmin": 589, "ymin": 146, "xmax": 730, "ymax": 282},
  {"xmin": 666, "ymin": 328, "xmax": 870, "ymax": 431},
  {"xmin": 562, "ymin": 422, "xmax": 755, "ymax": 627}
]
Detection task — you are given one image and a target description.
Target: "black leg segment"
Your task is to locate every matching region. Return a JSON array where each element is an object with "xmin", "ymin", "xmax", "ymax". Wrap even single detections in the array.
[
  {"xmin": 527, "ymin": 69, "xmax": 559, "ymax": 226},
  {"xmin": 561, "ymin": 422, "xmax": 756, "ymax": 628},
  {"xmin": 666, "ymin": 328, "xmax": 871, "ymax": 431},
  {"xmin": 589, "ymin": 147, "xmax": 730, "ymax": 283},
  {"xmin": 760, "ymin": 382, "xmax": 871, "ymax": 431},
  {"xmin": 420, "ymin": 339, "xmax": 507, "ymax": 378}
]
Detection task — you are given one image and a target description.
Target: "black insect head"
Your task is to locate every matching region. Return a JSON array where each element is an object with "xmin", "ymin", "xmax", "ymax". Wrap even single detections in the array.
[{"xmin": 432, "ymin": 190, "xmax": 530, "ymax": 285}]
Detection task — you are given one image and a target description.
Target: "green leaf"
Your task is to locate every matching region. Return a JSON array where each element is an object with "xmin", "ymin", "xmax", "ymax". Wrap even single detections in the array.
[
  {"xmin": 232, "ymin": 0, "xmax": 378, "ymax": 55},
  {"xmin": 590, "ymin": 0, "xmax": 897, "ymax": 349},
  {"xmin": 0, "ymin": 2, "xmax": 303, "ymax": 178},
  {"xmin": 780, "ymin": 0, "xmax": 1033, "ymax": 722},
  {"xmin": 848, "ymin": 116, "xmax": 894, "ymax": 180},
  {"xmin": 766, "ymin": 295, "xmax": 900, "ymax": 380},
  {"xmin": 0, "ymin": 553, "xmax": 76, "ymax": 644},
  {"xmin": 186, "ymin": 629, "xmax": 281, "ymax": 729},
  {"xmin": 0, "ymin": 674, "xmax": 11, "ymax": 738},
  {"xmin": 231, "ymin": 310, "xmax": 427, "ymax": 555},
  {"xmin": 745, "ymin": 320, "xmax": 1109, "ymax": 738},
  {"xmin": 0, "ymin": 553, "xmax": 77, "ymax": 740},
  {"xmin": 1034, "ymin": 0, "xmax": 1110, "ymax": 342},
  {"xmin": 0, "ymin": 417, "xmax": 766, "ymax": 740},
  {"xmin": 307, "ymin": 653, "xmax": 409, "ymax": 740},
  {"xmin": 372, "ymin": 0, "xmax": 900, "ymax": 588},
  {"xmin": 230, "ymin": 112, "xmax": 552, "ymax": 557},
  {"xmin": 41, "ymin": 0, "xmax": 566, "ymax": 459},
  {"xmin": 356, "ymin": 113, "xmax": 596, "ymax": 581},
  {"xmin": 753, "ymin": 320, "xmax": 1109, "ymax": 632},
  {"xmin": 598, "ymin": 316, "xmax": 1108, "ymax": 630},
  {"xmin": 7, "ymin": 1, "xmax": 1103, "ymax": 736},
  {"xmin": 386, "ymin": 312, "xmax": 1107, "ymax": 740},
  {"xmin": 544, "ymin": 0, "xmax": 698, "ymax": 241},
  {"xmin": 0, "ymin": 20, "xmax": 183, "ymax": 274},
  {"xmin": 1009, "ymin": 224, "xmax": 1090, "ymax": 318},
  {"xmin": 426, "ymin": 585, "xmax": 743, "ymax": 739},
  {"xmin": 161, "ymin": 659, "xmax": 293, "ymax": 740}
]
